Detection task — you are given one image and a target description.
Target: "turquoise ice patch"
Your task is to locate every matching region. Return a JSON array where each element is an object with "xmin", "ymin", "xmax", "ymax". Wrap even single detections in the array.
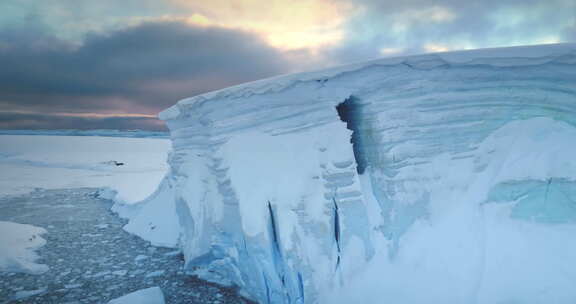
[{"xmin": 486, "ymin": 178, "xmax": 576, "ymax": 224}]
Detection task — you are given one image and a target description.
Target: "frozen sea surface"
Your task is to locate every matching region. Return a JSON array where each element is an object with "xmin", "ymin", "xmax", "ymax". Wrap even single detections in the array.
[
  {"xmin": 0, "ymin": 135, "xmax": 170, "ymax": 202},
  {"xmin": 0, "ymin": 188, "xmax": 253, "ymax": 304}
]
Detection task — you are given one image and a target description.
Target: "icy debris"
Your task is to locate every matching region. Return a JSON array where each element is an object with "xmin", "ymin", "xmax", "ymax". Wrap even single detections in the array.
[
  {"xmin": 95, "ymin": 224, "xmax": 109, "ymax": 229},
  {"xmin": 134, "ymin": 254, "xmax": 148, "ymax": 262},
  {"xmin": 13, "ymin": 287, "xmax": 47, "ymax": 300},
  {"xmin": 163, "ymin": 250, "xmax": 181, "ymax": 257},
  {"xmin": 64, "ymin": 283, "xmax": 83, "ymax": 289},
  {"xmin": 112, "ymin": 270, "xmax": 128, "ymax": 276},
  {"xmin": 131, "ymin": 269, "xmax": 146, "ymax": 275},
  {"xmin": 107, "ymin": 286, "xmax": 165, "ymax": 304},
  {"xmin": 145, "ymin": 270, "xmax": 165, "ymax": 278},
  {"xmin": 90, "ymin": 270, "xmax": 111, "ymax": 278},
  {"xmin": 82, "ymin": 233, "xmax": 103, "ymax": 238},
  {"xmin": 107, "ymin": 285, "xmax": 121, "ymax": 291}
]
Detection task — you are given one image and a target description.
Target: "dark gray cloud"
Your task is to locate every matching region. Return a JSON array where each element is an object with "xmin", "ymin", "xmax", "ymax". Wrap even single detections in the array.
[
  {"xmin": 1, "ymin": 0, "xmax": 573, "ymax": 130},
  {"xmin": 0, "ymin": 112, "xmax": 164, "ymax": 131},
  {"xmin": 0, "ymin": 20, "xmax": 292, "ymax": 130}
]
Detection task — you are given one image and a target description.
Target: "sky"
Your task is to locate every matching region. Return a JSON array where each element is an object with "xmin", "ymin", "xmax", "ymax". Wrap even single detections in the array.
[{"xmin": 0, "ymin": 0, "xmax": 574, "ymax": 131}]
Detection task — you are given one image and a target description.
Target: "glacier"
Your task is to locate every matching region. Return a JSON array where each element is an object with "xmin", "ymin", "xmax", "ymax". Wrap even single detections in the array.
[{"xmin": 120, "ymin": 43, "xmax": 576, "ymax": 303}]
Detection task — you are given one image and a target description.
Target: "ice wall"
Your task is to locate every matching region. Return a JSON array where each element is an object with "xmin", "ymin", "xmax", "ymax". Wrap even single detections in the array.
[{"xmin": 132, "ymin": 44, "xmax": 576, "ymax": 303}]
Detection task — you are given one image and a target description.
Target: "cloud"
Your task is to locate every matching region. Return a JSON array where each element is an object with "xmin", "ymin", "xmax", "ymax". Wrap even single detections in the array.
[
  {"xmin": 0, "ymin": 20, "xmax": 294, "ymax": 129},
  {"xmin": 563, "ymin": 16, "xmax": 576, "ymax": 41},
  {"xmin": 172, "ymin": 0, "xmax": 353, "ymax": 50},
  {"xmin": 0, "ymin": 111, "xmax": 165, "ymax": 130},
  {"xmin": 327, "ymin": 0, "xmax": 574, "ymax": 62},
  {"xmin": 0, "ymin": 0, "xmax": 187, "ymax": 42},
  {"xmin": 1, "ymin": 0, "xmax": 354, "ymax": 51},
  {"xmin": 1, "ymin": 0, "xmax": 573, "ymax": 130}
]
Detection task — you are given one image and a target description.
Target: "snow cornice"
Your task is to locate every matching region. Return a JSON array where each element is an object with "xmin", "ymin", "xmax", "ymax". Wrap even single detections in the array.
[{"xmin": 159, "ymin": 43, "xmax": 576, "ymax": 121}]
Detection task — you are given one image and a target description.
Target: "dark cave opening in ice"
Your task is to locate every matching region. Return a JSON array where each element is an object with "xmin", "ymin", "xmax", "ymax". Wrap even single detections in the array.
[{"xmin": 336, "ymin": 96, "xmax": 367, "ymax": 174}]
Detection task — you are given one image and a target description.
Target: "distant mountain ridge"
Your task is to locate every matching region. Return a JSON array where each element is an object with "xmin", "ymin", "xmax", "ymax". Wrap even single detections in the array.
[{"xmin": 0, "ymin": 129, "xmax": 169, "ymax": 138}]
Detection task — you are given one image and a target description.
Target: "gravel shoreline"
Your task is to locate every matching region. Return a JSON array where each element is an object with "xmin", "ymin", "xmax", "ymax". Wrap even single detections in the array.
[{"xmin": 0, "ymin": 188, "xmax": 254, "ymax": 304}]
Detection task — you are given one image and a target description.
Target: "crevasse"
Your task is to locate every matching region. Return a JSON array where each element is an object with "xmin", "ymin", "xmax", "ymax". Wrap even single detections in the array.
[{"xmin": 119, "ymin": 44, "xmax": 576, "ymax": 304}]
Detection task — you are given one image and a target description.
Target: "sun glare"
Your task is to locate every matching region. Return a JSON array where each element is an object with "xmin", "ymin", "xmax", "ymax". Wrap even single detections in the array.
[{"xmin": 176, "ymin": 0, "xmax": 354, "ymax": 50}]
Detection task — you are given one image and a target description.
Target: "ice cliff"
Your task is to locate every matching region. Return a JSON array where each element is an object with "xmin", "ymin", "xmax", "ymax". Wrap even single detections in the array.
[{"xmin": 121, "ymin": 43, "xmax": 576, "ymax": 303}]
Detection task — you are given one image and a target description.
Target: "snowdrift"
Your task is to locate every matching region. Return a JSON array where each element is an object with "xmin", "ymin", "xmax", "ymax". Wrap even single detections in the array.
[
  {"xmin": 126, "ymin": 43, "xmax": 576, "ymax": 303},
  {"xmin": 0, "ymin": 221, "xmax": 48, "ymax": 274}
]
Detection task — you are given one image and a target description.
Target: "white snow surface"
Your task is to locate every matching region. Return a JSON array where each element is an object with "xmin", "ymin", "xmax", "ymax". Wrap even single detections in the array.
[
  {"xmin": 0, "ymin": 221, "xmax": 48, "ymax": 274},
  {"xmin": 107, "ymin": 287, "xmax": 165, "ymax": 304},
  {"xmin": 0, "ymin": 135, "xmax": 177, "ymax": 247},
  {"xmin": 0, "ymin": 135, "xmax": 170, "ymax": 203},
  {"xmin": 136, "ymin": 43, "xmax": 576, "ymax": 304}
]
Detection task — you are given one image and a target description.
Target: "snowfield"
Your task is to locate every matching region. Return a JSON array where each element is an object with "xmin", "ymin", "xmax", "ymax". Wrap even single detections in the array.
[
  {"xmin": 0, "ymin": 221, "xmax": 48, "ymax": 274},
  {"xmin": 135, "ymin": 43, "xmax": 575, "ymax": 304},
  {"xmin": 0, "ymin": 135, "xmax": 171, "ymax": 274},
  {"xmin": 0, "ymin": 135, "xmax": 170, "ymax": 203}
]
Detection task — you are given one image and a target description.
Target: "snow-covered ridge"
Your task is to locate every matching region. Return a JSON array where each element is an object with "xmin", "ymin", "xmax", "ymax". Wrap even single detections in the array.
[
  {"xmin": 0, "ymin": 129, "xmax": 168, "ymax": 138},
  {"xmin": 132, "ymin": 44, "xmax": 576, "ymax": 303},
  {"xmin": 160, "ymin": 43, "xmax": 576, "ymax": 121}
]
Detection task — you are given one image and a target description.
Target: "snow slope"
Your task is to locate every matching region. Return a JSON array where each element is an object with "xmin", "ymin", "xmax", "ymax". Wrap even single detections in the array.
[
  {"xmin": 0, "ymin": 221, "xmax": 48, "ymax": 274},
  {"xmin": 126, "ymin": 43, "xmax": 576, "ymax": 303}
]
